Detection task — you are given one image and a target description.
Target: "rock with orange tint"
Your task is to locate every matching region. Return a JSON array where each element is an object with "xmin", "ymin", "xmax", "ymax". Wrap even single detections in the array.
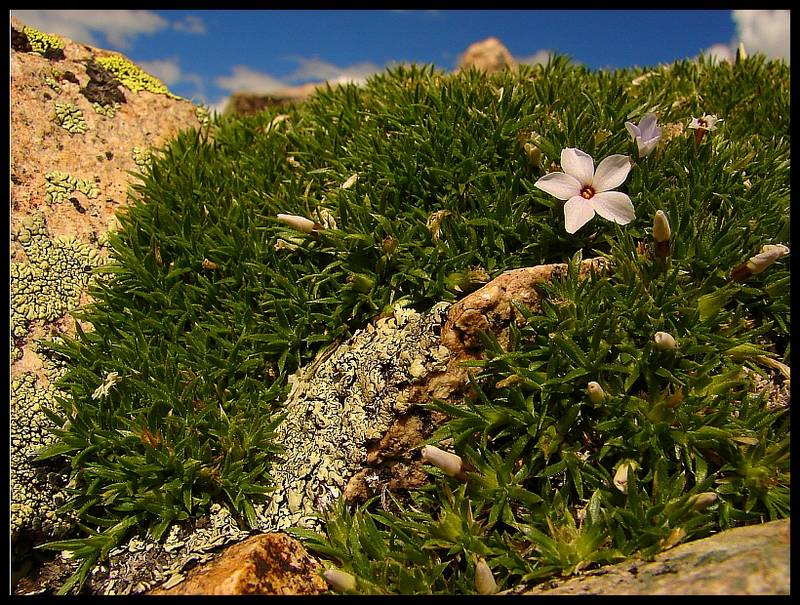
[{"xmin": 148, "ymin": 533, "xmax": 327, "ymax": 595}]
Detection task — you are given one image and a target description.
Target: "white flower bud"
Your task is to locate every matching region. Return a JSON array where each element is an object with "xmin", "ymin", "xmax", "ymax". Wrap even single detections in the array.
[
  {"xmin": 747, "ymin": 244, "xmax": 790, "ymax": 275},
  {"xmin": 276, "ymin": 213, "xmax": 319, "ymax": 234},
  {"xmin": 653, "ymin": 210, "xmax": 671, "ymax": 243},
  {"xmin": 689, "ymin": 492, "xmax": 718, "ymax": 511},
  {"xmin": 421, "ymin": 445, "xmax": 464, "ymax": 478},
  {"xmin": 654, "ymin": 331, "xmax": 677, "ymax": 350},
  {"xmin": 475, "ymin": 558, "xmax": 498, "ymax": 595},
  {"xmin": 613, "ymin": 461, "xmax": 637, "ymax": 494},
  {"xmin": 587, "ymin": 381, "xmax": 606, "ymax": 404},
  {"xmin": 323, "ymin": 569, "xmax": 357, "ymax": 592}
]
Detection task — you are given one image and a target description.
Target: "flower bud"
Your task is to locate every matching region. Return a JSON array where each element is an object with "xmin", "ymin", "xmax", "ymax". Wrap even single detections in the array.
[
  {"xmin": 276, "ymin": 213, "xmax": 320, "ymax": 235},
  {"xmin": 421, "ymin": 445, "xmax": 470, "ymax": 481},
  {"xmin": 613, "ymin": 460, "xmax": 638, "ymax": 494},
  {"xmin": 323, "ymin": 569, "xmax": 357, "ymax": 593},
  {"xmin": 654, "ymin": 331, "xmax": 677, "ymax": 350},
  {"xmin": 587, "ymin": 381, "xmax": 606, "ymax": 404},
  {"xmin": 653, "ymin": 210, "xmax": 671, "ymax": 261},
  {"xmin": 381, "ymin": 235, "xmax": 398, "ymax": 257},
  {"xmin": 735, "ymin": 41, "xmax": 748, "ymax": 63},
  {"xmin": 524, "ymin": 141, "xmax": 542, "ymax": 167},
  {"xmin": 475, "ymin": 558, "xmax": 498, "ymax": 595},
  {"xmin": 731, "ymin": 244, "xmax": 789, "ymax": 282},
  {"xmin": 653, "ymin": 210, "xmax": 671, "ymax": 243},
  {"xmin": 747, "ymin": 244, "xmax": 790, "ymax": 275},
  {"xmin": 689, "ymin": 492, "xmax": 718, "ymax": 511}
]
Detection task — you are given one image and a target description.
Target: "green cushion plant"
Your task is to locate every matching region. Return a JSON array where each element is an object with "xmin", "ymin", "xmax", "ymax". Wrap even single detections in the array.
[{"xmin": 36, "ymin": 53, "xmax": 789, "ymax": 594}]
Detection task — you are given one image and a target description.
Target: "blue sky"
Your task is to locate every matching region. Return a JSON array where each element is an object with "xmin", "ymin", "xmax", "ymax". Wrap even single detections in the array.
[{"xmin": 11, "ymin": 10, "xmax": 791, "ymax": 112}]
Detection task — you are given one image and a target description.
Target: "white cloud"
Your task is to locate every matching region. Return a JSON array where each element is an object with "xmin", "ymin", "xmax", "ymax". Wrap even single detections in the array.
[
  {"xmin": 517, "ymin": 49, "xmax": 554, "ymax": 66},
  {"xmin": 214, "ymin": 58, "xmax": 383, "ymax": 97},
  {"xmin": 286, "ymin": 57, "xmax": 383, "ymax": 85},
  {"xmin": 137, "ymin": 57, "xmax": 205, "ymax": 98},
  {"xmin": 700, "ymin": 10, "xmax": 790, "ymax": 64},
  {"xmin": 12, "ymin": 9, "xmax": 168, "ymax": 49},
  {"xmin": 214, "ymin": 65, "xmax": 287, "ymax": 94},
  {"xmin": 173, "ymin": 15, "xmax": 207, "ymax": 35},
  {"xmin": 702, "ymin": 43, "xmax": 735, "ymax": 64},
  {"xmin": 733, "ymin": 10, "xmax": 790, "ymax": 61}
]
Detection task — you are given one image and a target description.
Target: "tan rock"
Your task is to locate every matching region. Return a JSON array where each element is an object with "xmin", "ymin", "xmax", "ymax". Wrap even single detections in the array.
[
  {"xmin": 514, "ymin": 518, "xmax": 790, "ymax": 595},
  {"xmin": 441, "ymin": 258, "xmax": 609, "ymax": 358},
  {"xmin": 458, "ymin": 37, "xmax": 517, "ymax": 73},
  {"xmin": 148, "ymin": 533, "xmax": 327, "ymax": 595}
]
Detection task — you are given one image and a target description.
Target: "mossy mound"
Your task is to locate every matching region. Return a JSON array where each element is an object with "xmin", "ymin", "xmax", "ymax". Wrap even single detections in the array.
[{"xmin": 40, "ymin": 56, "xmax": 789, "ymax": 594}]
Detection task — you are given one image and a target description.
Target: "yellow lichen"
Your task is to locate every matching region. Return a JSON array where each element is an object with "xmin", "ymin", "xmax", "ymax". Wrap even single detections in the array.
[
  {"xmin": 22, "ymin": 25, "xmax": 65, "ymax": 57},
  {"xmin": 96, "ymin": 55, "xmax": 180, "ymax": 98}
]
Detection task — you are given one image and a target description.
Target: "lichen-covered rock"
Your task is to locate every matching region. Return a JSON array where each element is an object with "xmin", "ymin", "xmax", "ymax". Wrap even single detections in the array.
[
  {"xmin": 10, "ymin": 373, "xmax": 75, "ymax": 541},
  {"xmin": 147, "ymin": 533, "xmax": 327, "ymax": 595},
  {"xmin": 513, "ymin": 518, "xmax": 790, "ymax": 595},
  {"xmin": 254, "ymin": 302, "xmax": 452, "ymax": 532}
]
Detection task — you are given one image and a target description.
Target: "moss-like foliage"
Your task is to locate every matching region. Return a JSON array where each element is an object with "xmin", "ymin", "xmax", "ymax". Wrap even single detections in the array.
[
  {"xmin": 95, "ymin": 55, "xmax": 178, "ymax": 98},
  {"xmin": 38, "ymin": 55, "xmax": 789, "ymax": 594}
]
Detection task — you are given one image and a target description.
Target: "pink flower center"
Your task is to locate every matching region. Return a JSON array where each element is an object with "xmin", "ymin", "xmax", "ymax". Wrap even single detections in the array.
[
  {"xmin": 581, "ymin": 186, "xmax": 595, "ymax": 200},
  {"xmin": 697, "ymin": 119, "xmax": 708, "ymax": 128}
]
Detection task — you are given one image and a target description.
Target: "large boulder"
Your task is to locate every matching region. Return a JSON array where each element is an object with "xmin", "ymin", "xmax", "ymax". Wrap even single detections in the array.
[{"xmin": 457, "ymin": 36, "xmax": 517, "ymax": 73}]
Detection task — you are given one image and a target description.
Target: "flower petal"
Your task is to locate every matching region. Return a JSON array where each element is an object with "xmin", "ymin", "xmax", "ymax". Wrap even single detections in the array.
[
  {"xmin": 561, "ymin": 148, "xmax": 594, "ymax": 186},
  {"xmin": 637, "ymin": 136, "xmax": 660, "ymax": 157},
  {"xmin": 534, "ymin": 172, "xmax": 581, "ymax": 200},
  {"xmin": 592, "ymin": 154, "xmax": 632, "ymax": 192},
  {"xmin": 564, "ymin": 196, "xmax": 596, "ymax": 234},
  {"xmin": 624, "ymin": 121, "xmax": 640, "ymax": 141},
  {"xmin": 591, "ymin": 191, "xmax": 635, "ymax": 225},
  {"xmin": 638, "ymin": 112, "xmax": 659, "ymax": 137}
]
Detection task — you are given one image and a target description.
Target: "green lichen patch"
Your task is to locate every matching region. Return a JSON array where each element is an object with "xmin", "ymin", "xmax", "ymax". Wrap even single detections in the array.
[
  {"xmin": 11, "ymin": 372, "xmax": 75, "ymax": 540},
  {"xmin": 131, "ymin": 147, "xmax": 152, "ymax": 168},
  {"xmin": 53, "ymin": 103, "xmax": 87, "ymax": 135},
  {"xmin": 45, "ymin": 76, "xmax": 62, "ymax": 94},
  {"xmin": 19, "ymin": 25, "xmax": 66, "ymax": 60},
  {"xmin": 92, "ymin": 102, "xmax": 120, "ymax": 118},
  {"xmin": 95, "ymin": 55, "xmax": 179, "ymax": 98},
  {"xmin": 10, "ymin": 213, "xmax": 106, "ymax": 343},
  {"xmin": 44, "ymin": 171, "xmax": 100, "ymax": 205}
]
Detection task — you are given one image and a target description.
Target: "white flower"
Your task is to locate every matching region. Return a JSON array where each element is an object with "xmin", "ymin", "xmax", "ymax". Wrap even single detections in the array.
[
  {"xmin": 624, "ymin": 113, "xmax": 662, "ymax": 157},
  {"xmin": 534, "ymin": 148, "xmax": 635, "ymax": 234},
  {"xmin": 688, "ymin": 114, "xmax": 722, "ymax": 131}
]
